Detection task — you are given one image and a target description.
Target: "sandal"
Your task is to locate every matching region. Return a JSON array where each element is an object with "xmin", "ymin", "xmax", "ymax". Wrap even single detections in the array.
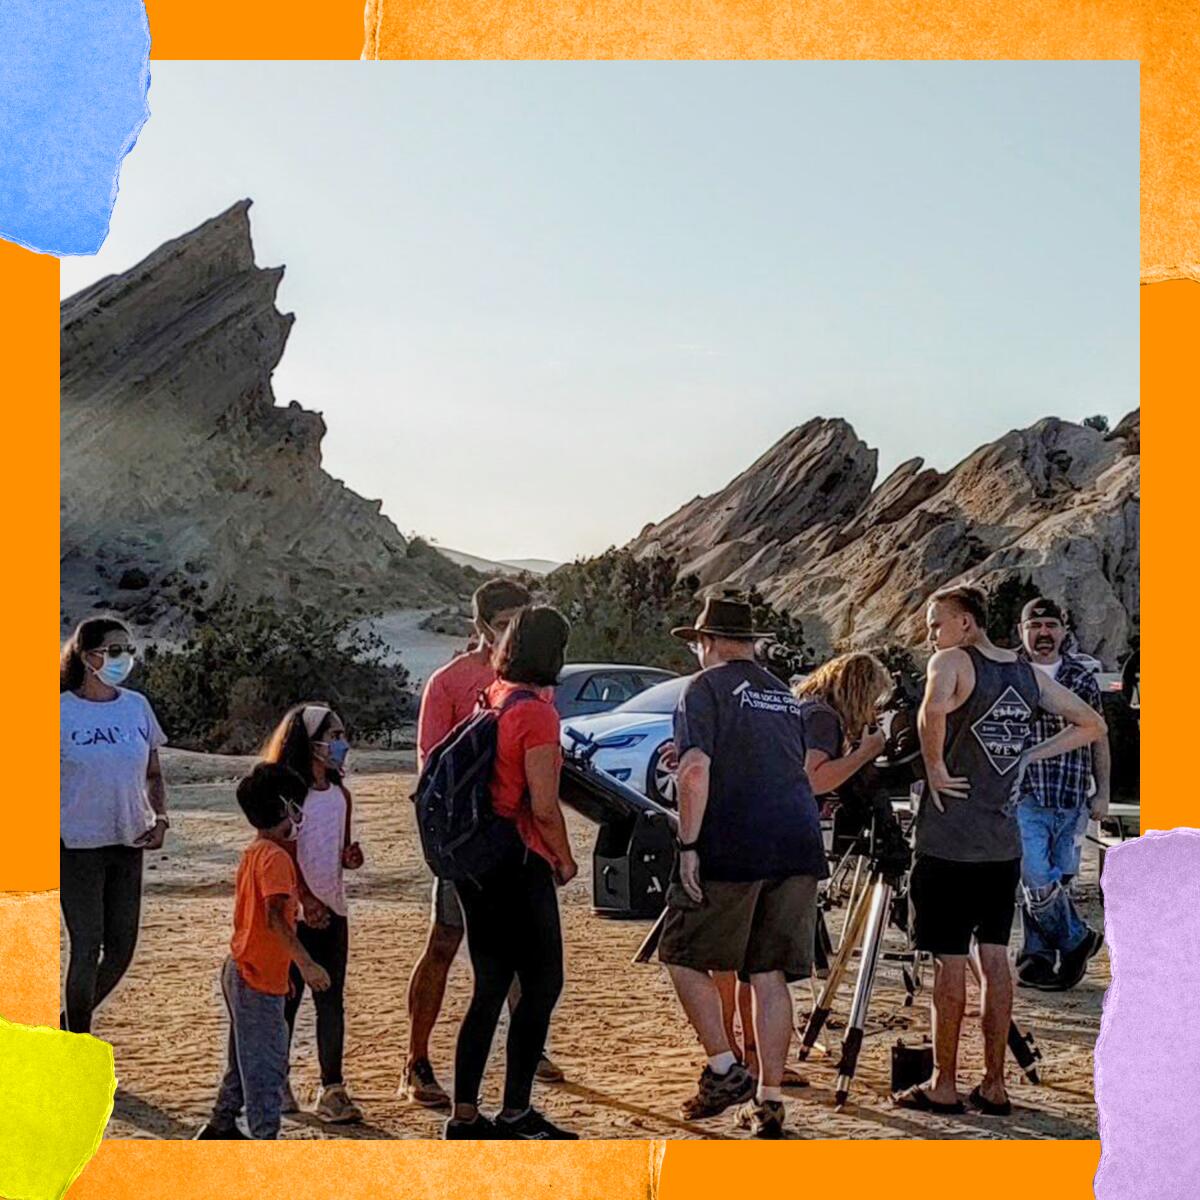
[
  {"xmin": 891, "ymin": 1085, "xmax": 965, "ymax": 1114},
  {"xmin": 967, "ymin": 1086, "xmax": 1012, "ymax": 1116}
]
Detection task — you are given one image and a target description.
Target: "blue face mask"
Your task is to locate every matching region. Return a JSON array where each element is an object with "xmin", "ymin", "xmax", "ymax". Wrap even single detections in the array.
[
  {"xmin": 91, "ymin": 653, "xmax": 134, "ymax": 687},
  {"xmin": 318, "ymin": 737, "xmax": 350, "ymax": 771}
]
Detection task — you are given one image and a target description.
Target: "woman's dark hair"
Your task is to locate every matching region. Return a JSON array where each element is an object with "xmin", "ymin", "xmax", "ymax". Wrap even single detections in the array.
[
  {"xmin": 237, "ymin": 762, "xmax": 308, "ymax": 830},
  {"xmin": 261, "ymin": 702, "xmax": 342, "ymax": 788},
  {"xmin": 60, "ymin": 616, "xmax": 131, "ymax": 693},
  {"xmin": 492, "ymin": 605, "xmax": 571, "ymax": 687}
]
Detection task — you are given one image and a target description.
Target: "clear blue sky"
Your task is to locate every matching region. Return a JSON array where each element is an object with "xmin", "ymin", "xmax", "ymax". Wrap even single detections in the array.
[{"xmin": 61, "ymin": 62, "xmax": 1138, "ymax": 563}]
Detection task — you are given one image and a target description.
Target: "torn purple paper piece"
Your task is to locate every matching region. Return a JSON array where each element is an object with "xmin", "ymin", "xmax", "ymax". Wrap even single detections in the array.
[
  {"xmin": 0, "ymin": 0, "xmax": 150, "ymax": 256},
  {"xmin": 1095, "ymin": 828, "xmax": 1200, "ymax": 1200}
]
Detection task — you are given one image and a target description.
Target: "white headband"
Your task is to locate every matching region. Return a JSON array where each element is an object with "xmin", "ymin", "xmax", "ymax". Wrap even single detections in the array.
[{"xmin": 301, "ymin": 705, "xmax": 332, "ymax": 738}]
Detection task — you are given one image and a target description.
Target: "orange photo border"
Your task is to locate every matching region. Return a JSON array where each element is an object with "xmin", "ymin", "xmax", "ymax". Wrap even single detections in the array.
[{"xmin": 4, "ymin": 2, "xmax": 1173, "ymax": 1195}]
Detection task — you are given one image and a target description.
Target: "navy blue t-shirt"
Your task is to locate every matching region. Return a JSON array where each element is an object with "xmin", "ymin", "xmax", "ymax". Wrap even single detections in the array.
[{"xmin": 673, "ymin": 660, "xmax": 828, "ymax": 882}]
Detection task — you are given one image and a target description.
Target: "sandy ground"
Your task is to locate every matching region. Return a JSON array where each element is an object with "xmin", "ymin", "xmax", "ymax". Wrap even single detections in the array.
[{"xmin": 76, "ymin": 748, "xmax": 1106, "ymax": 1142}]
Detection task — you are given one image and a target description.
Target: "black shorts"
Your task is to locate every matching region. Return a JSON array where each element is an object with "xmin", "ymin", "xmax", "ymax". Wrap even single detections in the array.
[{"xmin": 910, "ymin": 855, "xmax": 1021, "ymax": 956}]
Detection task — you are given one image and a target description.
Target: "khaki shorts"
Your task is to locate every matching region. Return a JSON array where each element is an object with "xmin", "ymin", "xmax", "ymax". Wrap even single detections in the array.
[{"xmin": 658, "ymin": 874, "xmax": 818, "ymax": 979}]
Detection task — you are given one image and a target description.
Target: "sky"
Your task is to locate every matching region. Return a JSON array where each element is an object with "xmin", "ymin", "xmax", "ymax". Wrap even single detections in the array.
[{"xmin": 60, "ymin": 62, "xmax": 1139, "ymax": 564}]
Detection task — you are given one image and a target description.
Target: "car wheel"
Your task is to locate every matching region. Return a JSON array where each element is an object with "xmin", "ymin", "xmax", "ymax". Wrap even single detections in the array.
[{"xmin": 647, "ymin": 741, "xmax": 679, "ymax": 808}]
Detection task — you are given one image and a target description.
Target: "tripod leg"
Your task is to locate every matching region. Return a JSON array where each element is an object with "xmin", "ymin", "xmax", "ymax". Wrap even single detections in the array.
[
  {"xmin": 834, "ymin": 878, "xmax": 892, "ymax": 1109},
  {"xmin": 840, "ymin": 857, "xmax": 865, "ymax": 947},
  {"xmin": 797, "ymin": 880, "xmax": 873, "ymax": 1060}
]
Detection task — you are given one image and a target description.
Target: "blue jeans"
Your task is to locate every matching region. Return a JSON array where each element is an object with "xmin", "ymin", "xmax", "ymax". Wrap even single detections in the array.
[
  {"xmin": 210, "ymin": 956, "xmax": 289, "ymax": 1138},
  {"xmin": 1017, "ymin": 801, "xmax": 1090, "ymax": 962}
]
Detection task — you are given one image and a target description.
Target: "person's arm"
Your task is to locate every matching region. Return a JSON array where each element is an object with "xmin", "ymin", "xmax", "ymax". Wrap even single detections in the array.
[
  {"xmin": 341, "ymin": 784, "xmax": 364, "ymax": 868},
  {"xmin": 805, "ymin": 734, "xmax": 884, "ymax": 795},
  {"xmin": 1079, "ymin": 675, "xmax": 1112, "ymax": 818},
  {"xmin": 918, "ymin": 649, "xmax": 971, "ymax": 811},
  {"xmin": 133, "ymin": 750, "xmax": 169, "ymax": 849},
  {"xmin": 526, "ymin": 744, "xmax": 577, "ymax": 884},
  {"xmin": 416, "ymin": 674, "xmax": 452, "ymax": 772},
  {"xmin": 279, "ymin": 836, "xmax": 331, "ymax": 928},
  {"xmin": 1027, "ymin": 672, "xmax": 1107, "ymax": 763},
  {"xmin": 676, "ymin": 747, "xmax": 710, "ymax": 904},
  {"xmin": 266, "ymin": 894, "xmax": 330, "ymax": 991}
]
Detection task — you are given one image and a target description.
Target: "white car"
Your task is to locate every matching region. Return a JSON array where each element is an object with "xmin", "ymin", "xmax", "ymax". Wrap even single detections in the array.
[{"xmin": 560, "ymin": 675, "xmax": 688, "ymax": 807}]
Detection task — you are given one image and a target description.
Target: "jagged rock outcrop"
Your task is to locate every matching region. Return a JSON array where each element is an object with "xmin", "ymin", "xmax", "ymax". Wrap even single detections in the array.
[
  {"xmin": 61, "ymin": 201, "xmax": 470, "ymax": 633},
  {"xmin": 630, "ymin": 412, "xmax": 1140, "ymax": 665}
]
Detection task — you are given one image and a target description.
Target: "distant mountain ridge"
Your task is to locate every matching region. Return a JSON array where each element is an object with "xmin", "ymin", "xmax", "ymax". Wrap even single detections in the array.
[
  {"xmin": 630, "ymin": 413, "xmax": 1139, "ymax": 665},
  {"xmin": 436, "ymin": 548, "xmax": 561, "ymax": 577}
]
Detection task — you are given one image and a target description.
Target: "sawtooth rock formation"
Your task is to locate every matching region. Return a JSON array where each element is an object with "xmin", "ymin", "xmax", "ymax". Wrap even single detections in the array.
[
  {"xmin": 61, "ymin": 201, "xmax": 470, "ymax": 633},
  {"xmin": 631, "ymin": 414, "xmax": 1140, "ymax": 665}
]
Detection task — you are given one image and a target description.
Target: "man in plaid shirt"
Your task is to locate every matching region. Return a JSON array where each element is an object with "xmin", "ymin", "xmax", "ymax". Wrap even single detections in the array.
[{"xmin": 1015, "ymin": 598, "xmax": 1111, "ymax": 991}]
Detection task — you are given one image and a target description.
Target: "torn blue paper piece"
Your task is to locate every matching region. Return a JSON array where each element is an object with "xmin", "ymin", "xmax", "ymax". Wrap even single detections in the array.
[{"xmin": 0, "ymin": 0, "xmax": 150, "ymax": 256}]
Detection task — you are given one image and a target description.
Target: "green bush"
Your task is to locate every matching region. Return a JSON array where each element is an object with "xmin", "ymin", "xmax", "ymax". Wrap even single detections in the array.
[
  {"xmin": 133, "ymin": 597, "xmax": 411, "ymax": 753},
  {"xmin": 543, "ymin": 548, "xmax": 810, "ymax": 672}
]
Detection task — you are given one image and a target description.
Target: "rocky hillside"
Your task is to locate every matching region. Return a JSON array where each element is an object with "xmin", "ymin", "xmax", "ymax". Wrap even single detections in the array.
[
  {"xmin": 60, "ymin": 201, "xmax": 472, "ymax": 634},
  {"xmin": 631, "ymin": 413, "xmax": 1140, "ymax": 665}
]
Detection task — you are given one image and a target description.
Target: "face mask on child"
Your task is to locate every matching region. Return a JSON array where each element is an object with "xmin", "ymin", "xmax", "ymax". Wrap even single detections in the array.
[{"xmin": 316, "ymin": 737, "xmax": 350, "ymax": 771}]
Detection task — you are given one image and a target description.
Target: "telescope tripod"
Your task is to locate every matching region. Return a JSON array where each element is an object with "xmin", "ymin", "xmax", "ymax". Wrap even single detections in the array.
[{"xmin": 799, "ymin": 853, "xmax": 1042, "ymax": 1109}]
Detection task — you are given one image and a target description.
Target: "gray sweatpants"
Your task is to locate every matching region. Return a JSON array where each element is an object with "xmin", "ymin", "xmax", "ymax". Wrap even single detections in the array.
[{"xmin": 210, "ymin": 956, "xmax": 289, "ymax": 1138}]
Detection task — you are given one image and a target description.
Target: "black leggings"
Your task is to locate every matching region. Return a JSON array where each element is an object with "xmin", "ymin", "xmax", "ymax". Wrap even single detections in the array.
[
  {"xmin": 60, "ymin": 843, "xmax": 144, "ymax": 1033},
  {"xmin": 454, "ymin": 849, "xmax": 563, "ymax": 1111},
  {"xmin": 284, "ymin": 913, "xmax": 349, "ymax": 1087}
]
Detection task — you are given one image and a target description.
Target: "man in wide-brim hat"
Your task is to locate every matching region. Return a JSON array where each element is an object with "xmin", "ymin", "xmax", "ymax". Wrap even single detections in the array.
[{"xmin": 658, "ymin": 593, "xmax": 827, "ymax": 1140}]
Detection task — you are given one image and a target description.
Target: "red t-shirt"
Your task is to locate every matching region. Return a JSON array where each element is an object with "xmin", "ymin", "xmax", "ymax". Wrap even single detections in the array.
[
  {"xmin": 417, "ymin": 650, "xmax": 496, "ymax": 767},
  {"xmin": 485, "ymin": 678, "xmax": 562, "ymax": 867}
]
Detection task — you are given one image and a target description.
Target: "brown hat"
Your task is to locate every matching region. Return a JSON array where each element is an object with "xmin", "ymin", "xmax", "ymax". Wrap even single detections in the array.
[{"xmin": 671, "ymin": 595, "xmax": 769, "ymax": 642}]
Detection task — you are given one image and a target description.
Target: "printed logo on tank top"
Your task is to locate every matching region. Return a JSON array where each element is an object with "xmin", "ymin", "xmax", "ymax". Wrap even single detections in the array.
[{"xmin": 970, "ymin": 686, "xmax": 1033, "ymax": 775}]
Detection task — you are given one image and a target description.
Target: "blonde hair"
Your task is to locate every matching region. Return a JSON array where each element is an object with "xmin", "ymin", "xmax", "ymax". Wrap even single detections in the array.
[{"xmin": 794, "ymin": 652, "xmax": 891, "ymax": 738}]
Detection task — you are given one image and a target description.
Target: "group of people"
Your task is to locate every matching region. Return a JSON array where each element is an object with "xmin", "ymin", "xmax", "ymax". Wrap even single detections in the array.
[{"xmin": 58, "ymin": 573, "xmax": 1111, "ymax": 1141}]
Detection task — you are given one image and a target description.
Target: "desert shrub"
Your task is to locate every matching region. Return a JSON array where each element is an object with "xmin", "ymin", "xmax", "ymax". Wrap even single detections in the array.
[
  {"xmin": 543, "ymin": 548, "xmax": 809, "ymax": 672},
  {"xmin": 1083, "ymin": 414, "xmax": 1110, "ymax": 433},
  {"xmin": 134, "ymin": 597, "xmax": 412, "ymax": 753}
]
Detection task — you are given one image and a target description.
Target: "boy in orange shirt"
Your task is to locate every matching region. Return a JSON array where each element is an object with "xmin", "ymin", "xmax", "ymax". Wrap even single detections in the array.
[{"xmin": 195, "ymin": 763, "xmax": 331, "ymax": 1140}]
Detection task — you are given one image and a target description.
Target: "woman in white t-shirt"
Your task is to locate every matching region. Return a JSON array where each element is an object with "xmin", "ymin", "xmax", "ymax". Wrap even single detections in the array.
[
  {"xmin": 262, "ymin": 702, "xmax": 364, "ymax": 1125},
  {"xmin": 59, "ymin": 617, "xmax": 169, "ymax": 1033}
]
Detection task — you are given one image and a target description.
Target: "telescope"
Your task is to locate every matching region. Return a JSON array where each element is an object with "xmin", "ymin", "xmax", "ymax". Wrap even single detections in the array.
[{"xmin": 559, "ymin": 725, "xmax": 678, "ymax": 919}]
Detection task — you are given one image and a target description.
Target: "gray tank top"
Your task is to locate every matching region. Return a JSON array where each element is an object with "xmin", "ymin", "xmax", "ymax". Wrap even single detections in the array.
[{"xmin": 914, "ymin": 646, "xmax": 1040, "ymax": 863}]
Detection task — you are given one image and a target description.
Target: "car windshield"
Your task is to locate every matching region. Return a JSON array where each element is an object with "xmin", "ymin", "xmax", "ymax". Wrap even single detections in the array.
[{"xmin": 612, "ymin": 675, "xmax": 690, "ymax": 714}]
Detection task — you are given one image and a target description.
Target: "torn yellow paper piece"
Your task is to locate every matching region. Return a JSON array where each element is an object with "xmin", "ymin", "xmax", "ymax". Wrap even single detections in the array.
[{"xmin": 0, "ymin": 1017, "xmax": 115, "ymax": 1200}]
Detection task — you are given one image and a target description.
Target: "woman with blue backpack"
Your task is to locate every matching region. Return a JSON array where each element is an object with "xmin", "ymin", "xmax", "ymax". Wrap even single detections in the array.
[{"xmin": 439, "ymin": 604, "xmax": 579, "ymax": 1140}]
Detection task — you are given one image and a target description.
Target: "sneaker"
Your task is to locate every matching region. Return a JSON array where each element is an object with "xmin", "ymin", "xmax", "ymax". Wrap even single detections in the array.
[
  {"xmin": 735, "ymin": 1098, "xmax": 787, "ymax": 1139},
  {"xmin": 1057, "ymin": 928, "xmax": 1104, "ymax": 990},
  {"xmin": 315, "ymin": 1083, "xmax": 363, "ymax": 1124},
  {"xmin": 496, "ymin": 1108, "xmax": 579, "ymax": 1140},
  {"xmin": 680, "ymin": 1062, "xmax": 756, "ymax": 1120},
  {"xmin": 534, "ymin": 1053, "xmax": 566, "ymax": 1083},
  {"xmin": 193, "ymin": 1122, "xmax": 248, "ymax": 1140},
  {"xmin": 444, "ymin": 1113, "xmax": 503, "ymax": 1140},
  {"xmin": 281, "ymin": 1080, "xmax": 300, "ymax": 1114},
  {"xmin": 402, "ymin": 1058, "xmax": 451, "ymax": 1108},
  {"xmin": 1016, "ymin": 956, "xmax": 1060, "ymax": 991}
]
